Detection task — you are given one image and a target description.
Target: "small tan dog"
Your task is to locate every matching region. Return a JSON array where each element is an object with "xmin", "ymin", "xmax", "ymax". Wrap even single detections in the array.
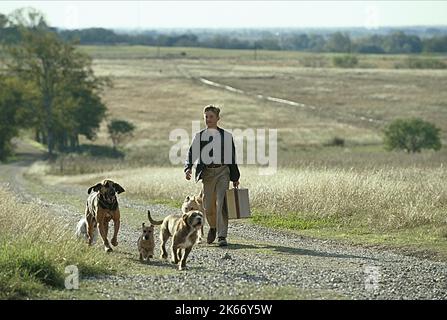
[
  {"xmin": 181, "ymin": 190, "xmax": 205, "ymax": 244},
  {"xmin": 137, "ymin": 212, "xmax": 155, "ymax": 263},
  {"xmin": 148, "ymin": 209, "xmax": 203, "ymax": 271}
]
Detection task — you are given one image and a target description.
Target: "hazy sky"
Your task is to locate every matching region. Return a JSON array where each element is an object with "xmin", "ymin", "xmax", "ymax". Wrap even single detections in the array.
[{"xmin": 1, "ymin": 1, "xmax": 446, "ymax": 29}]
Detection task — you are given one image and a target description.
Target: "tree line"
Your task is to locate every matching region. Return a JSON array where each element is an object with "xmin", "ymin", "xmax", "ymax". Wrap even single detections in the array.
[
  {"xmin": 33, "ymin": 29, "xmax": 447, "ymax": 54},
  {"xmin": 2, "ymin": 14, "xmax": 447, "ymax": 54}
]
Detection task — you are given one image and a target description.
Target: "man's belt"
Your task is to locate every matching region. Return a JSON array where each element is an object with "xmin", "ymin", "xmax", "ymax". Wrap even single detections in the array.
[{"xmin": 206, "ymin": 164, "xmax": 225, "ymax": 168}]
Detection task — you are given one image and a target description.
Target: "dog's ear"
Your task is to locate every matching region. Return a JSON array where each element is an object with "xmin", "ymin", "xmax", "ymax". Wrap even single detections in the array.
[
  {"xmin": 113, "ymin": 183, "xmax": 125, "ymax": 194},
  {"xmin": 184, "ymin": 196, "xmax": 190, "ymax": 202},
  {"xmin": 182, "ymin": 212, "xmax": 189, "ymax": 224},
  {"xmin": 88, "ymin": 183, "xmax": 102, "ymax": 194}
]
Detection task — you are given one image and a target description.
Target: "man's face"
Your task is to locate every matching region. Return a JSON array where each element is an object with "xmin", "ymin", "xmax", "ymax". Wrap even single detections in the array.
[{"xmin": 204, "ymin": 111, "xmax": 219, "ymax": 127}]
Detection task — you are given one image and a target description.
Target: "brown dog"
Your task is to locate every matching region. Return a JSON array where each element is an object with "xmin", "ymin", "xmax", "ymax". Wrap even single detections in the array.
[
  {"xmin": 148, "ymin": 209, "xmax": 203, "ymax": 271},
  {"xmin": 181, "ymin": 191, "xmax": 205, "ymax": 244},
  {"xmin": 85, "ymin": 179, "xmax": 125, "ymax": 252},
  {"xmin": 137, "ymin": 214, "xmax": 155, "ymax": 263}
]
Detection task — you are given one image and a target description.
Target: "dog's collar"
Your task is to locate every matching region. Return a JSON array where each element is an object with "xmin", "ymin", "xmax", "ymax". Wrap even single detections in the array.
[{"xmin": 98, "ymin": 194, "xmax": 118, "ymax": 210}]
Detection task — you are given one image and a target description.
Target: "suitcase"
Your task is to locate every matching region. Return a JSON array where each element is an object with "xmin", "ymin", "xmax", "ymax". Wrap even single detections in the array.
[{"xmin": 226, "ymin": 188, "xmax": 251, "ymax": 219}]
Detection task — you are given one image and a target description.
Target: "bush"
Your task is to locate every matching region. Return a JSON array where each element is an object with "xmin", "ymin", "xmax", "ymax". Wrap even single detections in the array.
[
  {"xmin": 394, "ymin": 57, "xmax": 447, "ymax": 69},
  {"xmin": 383, "ymin": 118, "xmax": 441, "ymax": 153},
  {"xmin": 325, "ymin": 137, "xmax": 345, "ymax": 147},
  {"xmin": 408, "ymin": 57, "xmax": 446, "ymax": 69},
  {"xmin": 332, "ymin": 55, "xmax": 358, "ymax": 68}
]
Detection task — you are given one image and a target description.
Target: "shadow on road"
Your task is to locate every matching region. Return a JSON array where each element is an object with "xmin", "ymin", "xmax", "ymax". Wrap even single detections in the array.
[{"xmin": 225, "ymin": 242, "xmax": 377, "ymax": 261}]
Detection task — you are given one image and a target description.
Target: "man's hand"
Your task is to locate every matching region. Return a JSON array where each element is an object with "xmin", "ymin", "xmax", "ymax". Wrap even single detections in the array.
[
  {"xmin": 233, "ymin": 180, "xmax": 240, "ymax": 188},
  {"xmin": 185, "ymin": 169, "xmax": 192, "ymax": 180}
]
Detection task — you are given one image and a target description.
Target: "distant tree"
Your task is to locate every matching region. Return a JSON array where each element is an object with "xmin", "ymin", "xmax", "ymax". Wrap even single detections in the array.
[
  {"xmin": 423, "ymin": 36, "xmax": 447, "ymax": 53},
  {"xmin": 383, "ymin": 118, "xmax": 441, "ymax": 153},
  {"xmin": 6, "ymin": 8, "xmax": 109, "ymax": 155},
  {"xmin": 291, "ymin": 34, "xmax": 310, "ymax": 50},
  {"xmin": 325, "ymin": 32, "xmax": 352, "ymax": 53},
  {"xmin": 0, "ymin": 13, "xmax": 8, "ymax": 28},
  {"xmin": 0, "ymin": 12, "xmax": 22, "ymax": 45},
  {"xmin": 7, "ymin": 7, "xmax": 47, "ymax": 28},
  {"xmin": 107, "ymin": 119, "xmax": 135, "ymax": 150},
  {"xmin": 383, "ymin": 31, "xmax": 422, "ymax": 53},
  {"xmin": 307, "ymin": 34, "xmax": 326, "ymax": 52},
  {"xmin": 354, "ymin": 35, "xmax": 385, "ymax": 54},
  {"xmin": 172, "ymin": 34, "xmax": 198, "ymax": 47},
  {"xmin": 257, "ymin": 37, "xmax": 281, "ymax": 51}
]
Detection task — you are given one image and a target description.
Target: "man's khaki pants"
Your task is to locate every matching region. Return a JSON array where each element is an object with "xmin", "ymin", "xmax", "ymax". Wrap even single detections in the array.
[{"xmin": 202, "ymin": 165, "xmax": 230, "ymax": 238}]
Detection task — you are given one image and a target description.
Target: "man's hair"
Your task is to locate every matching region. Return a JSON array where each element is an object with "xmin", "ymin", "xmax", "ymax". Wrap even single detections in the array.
[{"xmin": 203, "ymin": 104, "xmax": 220, "ymax": 117}]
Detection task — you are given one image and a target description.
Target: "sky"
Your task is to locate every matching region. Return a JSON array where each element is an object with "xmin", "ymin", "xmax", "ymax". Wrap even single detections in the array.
[{"xmin": 1, "ymin": 1, "xmax": 446, "ymax": 29}]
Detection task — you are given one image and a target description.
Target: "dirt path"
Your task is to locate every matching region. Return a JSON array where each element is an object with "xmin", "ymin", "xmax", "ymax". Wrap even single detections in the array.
[
  {"xmin": 0, "ymin": 147, "xmax": 446, "ymax": 300},
  {"xmin": 175, "ymin": 62, "xmax": 386, "ymax": 126}
]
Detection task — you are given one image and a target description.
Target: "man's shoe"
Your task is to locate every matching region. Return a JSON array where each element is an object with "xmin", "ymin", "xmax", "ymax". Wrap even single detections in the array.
[
  {"xmin": 207, "ymin": 228, "xmax": 217, "ymax": 244},
  {"xmin": 218, "ymin": 237, "xmax": 228, "ymax": 247}
]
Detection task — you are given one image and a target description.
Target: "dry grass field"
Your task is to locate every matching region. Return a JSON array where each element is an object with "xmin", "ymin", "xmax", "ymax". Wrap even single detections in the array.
[{"xmin": 53, "ymin": 46, "xmax": 446, "ymax": 172}]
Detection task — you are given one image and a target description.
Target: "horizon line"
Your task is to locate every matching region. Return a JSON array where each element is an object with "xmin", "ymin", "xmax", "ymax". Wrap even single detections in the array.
[{"xmin": 53, "ymin": 24, "xmax": 447, "ymax": 31}]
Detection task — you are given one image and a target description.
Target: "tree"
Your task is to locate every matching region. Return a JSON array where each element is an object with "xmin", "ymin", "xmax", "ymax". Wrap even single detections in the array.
[
  {"xmin": 107, "ymin": 119, "xmax": 135, "ymax": 150},
  {"xmin": 325, "ymin": 32, "xmax": 352, "ymax": 53},
  {"xmin": 423, "ymin": 36, "xmax": 447, "ymax": 53},
  {"xmin": 383, "ymin": 118, "xmax": 441, "ymax": 153},
  {"xmin": 288, "ymin": 34, "xmax": 309, "ymax": 51},
  {"xmin": 0, "ymin": 77, "xmax": 28, "ymax": 161},
  {"xmin": 6, "ymin": 8, "xmax": 109, "ymax": 155},
  {"xmin": 383, "ymin": 31, "xmax": 422, "ymax": 53},
  {"xmin": 0, "ymin": 13, "xmax": 8, "ymax": 28}
]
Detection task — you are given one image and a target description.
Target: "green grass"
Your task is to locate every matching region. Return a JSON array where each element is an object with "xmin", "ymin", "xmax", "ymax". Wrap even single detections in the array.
[
  {"xmin": 0, "ymin": 186, "xmax": 120, "ymax": 299},
  {"xmin": 0, "ymin": 241, "xmax": 63, "ymax": 299},
  {"xmin": 250, "ymin": 210, "xmax": 447, "ymax": 262},
  {"xmin": 251, "ymin": 209, "xmax": 338, "ymax": 230}
]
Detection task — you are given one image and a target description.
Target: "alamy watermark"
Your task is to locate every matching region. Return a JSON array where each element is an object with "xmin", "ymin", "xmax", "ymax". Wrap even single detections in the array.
[
  {"xmin": 169, "ymin": 121, "xmax": 277, "ymax": 175},
  {"xmin": 65, "ymin": 265, "xmax": 79, "ymax": 290},
  {"xmin": 364, "ymin": 265, "xmax": 381, "ymax": 292}
]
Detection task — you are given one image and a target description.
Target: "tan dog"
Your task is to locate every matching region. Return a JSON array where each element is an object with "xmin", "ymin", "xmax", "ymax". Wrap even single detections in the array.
[
  {"xmin": 85, "ymin": 179, "xmax": 125, "ymax": 252},
  {"xmin": 137, "ymin": 213, "xmax": 155, "ymax": 263},
  {"xmin": 147, "ymin": 209, "xmax": 203, "ymax": 271},
  {"xmin": 181, "ymin": 190, "xmax": 205, "ymax": 244}
]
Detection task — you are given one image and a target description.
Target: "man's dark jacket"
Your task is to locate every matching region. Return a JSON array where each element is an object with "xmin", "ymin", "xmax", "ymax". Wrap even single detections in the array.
[{"xmin": 184, "ymin": 127, "xmax": 240, "ymax": 183}]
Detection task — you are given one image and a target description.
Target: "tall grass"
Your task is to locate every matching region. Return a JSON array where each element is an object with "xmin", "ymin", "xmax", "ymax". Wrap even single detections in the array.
[
  {"xmin": 41, "ymin": 165, "xmax": 447, "ymax": 232},
  {"xmin": 0, "ymin": 187, "xmax": 116, "ymax": 299}
]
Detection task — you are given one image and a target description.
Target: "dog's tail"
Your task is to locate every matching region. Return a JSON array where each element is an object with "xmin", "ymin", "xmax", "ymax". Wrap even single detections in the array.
[{"xmin": 147, "ymin": 210, "xmax": 163, "ymax": 225}]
